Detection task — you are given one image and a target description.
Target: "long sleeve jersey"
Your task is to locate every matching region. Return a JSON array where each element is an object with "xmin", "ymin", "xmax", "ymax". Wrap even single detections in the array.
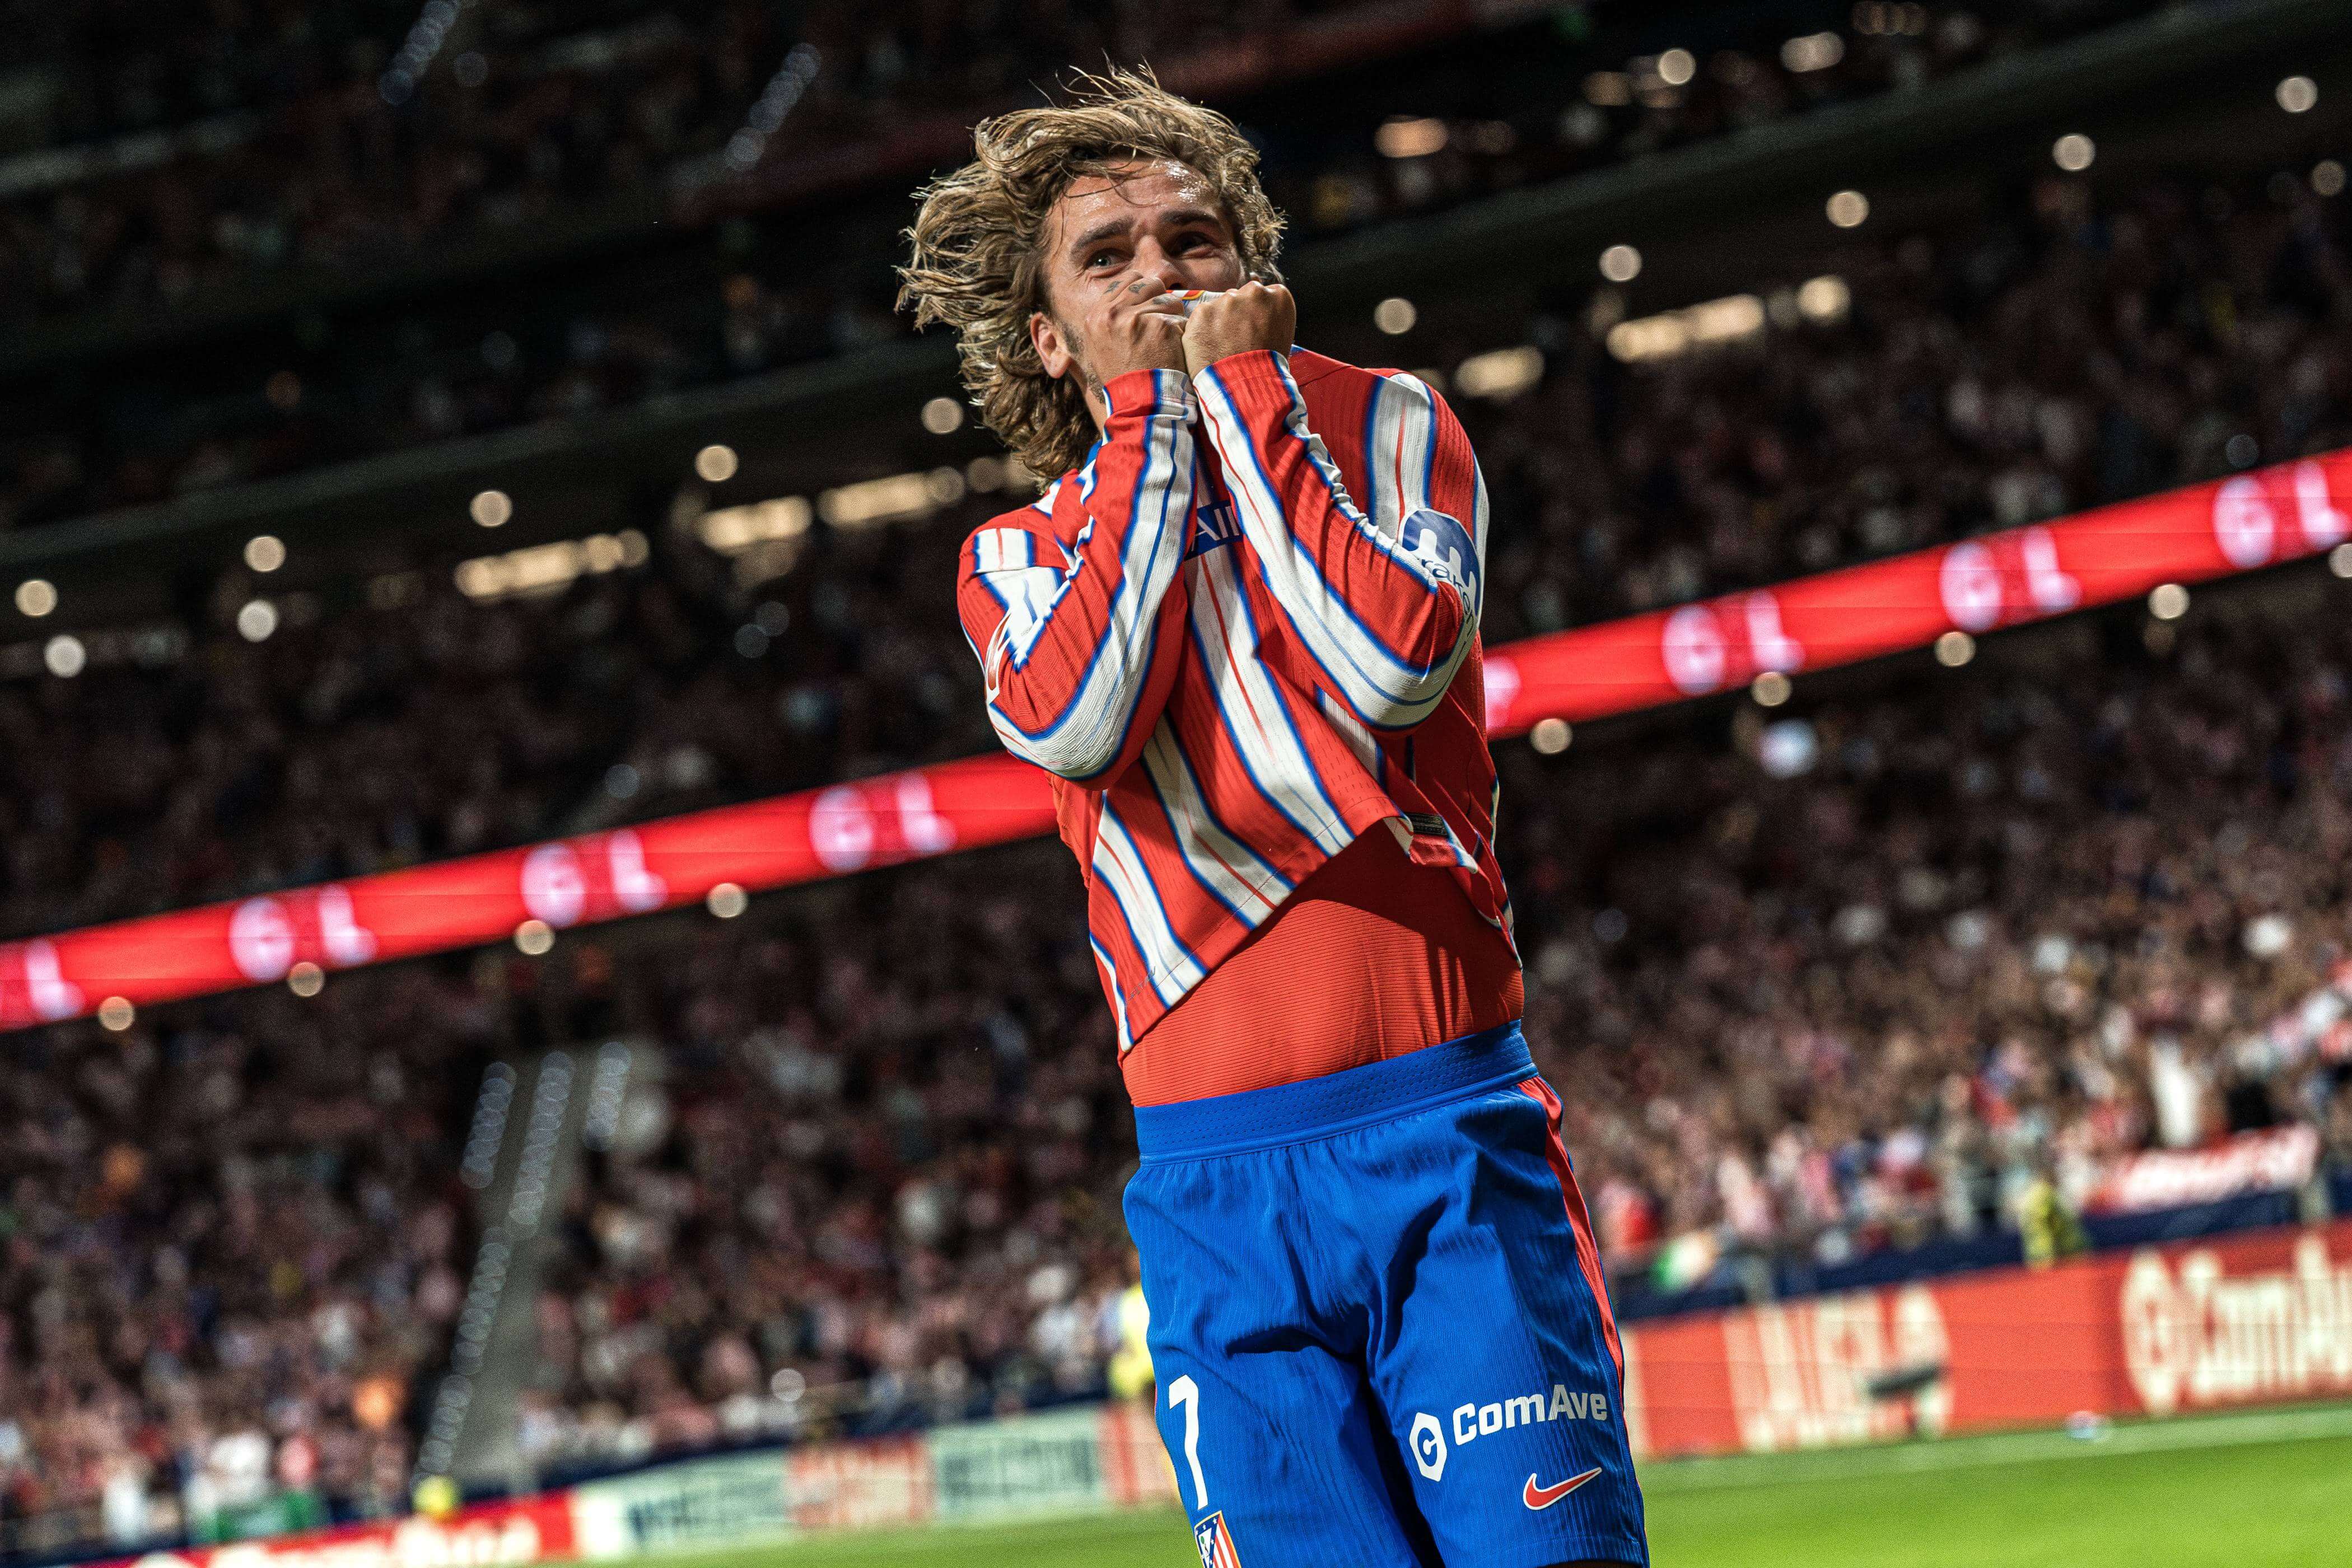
[{"xmin": 955, "ymin": 348, "xmax": 1513, "ymax": 1056}]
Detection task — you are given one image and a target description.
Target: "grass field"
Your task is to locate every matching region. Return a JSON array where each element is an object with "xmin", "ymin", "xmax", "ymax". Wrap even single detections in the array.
[{"xmin": 622, "ymin": 1403, "xmax": 2352, "ymax": 1567}]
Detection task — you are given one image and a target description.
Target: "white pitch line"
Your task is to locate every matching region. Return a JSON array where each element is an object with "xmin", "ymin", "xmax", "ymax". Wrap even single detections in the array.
[{"xmin": 1642, "ymin": 1403, "xmax": 2352, "ymax": 1495}]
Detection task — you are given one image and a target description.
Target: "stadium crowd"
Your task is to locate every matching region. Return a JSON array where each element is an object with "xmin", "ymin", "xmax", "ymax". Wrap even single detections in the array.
[
  {"xmin": 0, "ymin": 0, "xmax": 2136, "ymax": 531},
  {"xmin": 10, "ymin": 595, "xmax": 2352, "ymax": 1541},
  {"xmin": 6, "ymin": 160, "xmax": 2352, "ymax": 1547},
  {"xmin": 6, "ymin": 170, "xmax": 2349, "ymax": 940},
  {"xmin": 0, "ymin": 965, "xmax": 502, "ymax": 1550}
]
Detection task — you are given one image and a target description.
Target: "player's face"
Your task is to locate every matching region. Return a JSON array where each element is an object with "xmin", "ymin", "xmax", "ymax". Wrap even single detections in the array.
[{"xmin": 1031, "ymin": 159, "xmax": 1244, "ymax": 396}]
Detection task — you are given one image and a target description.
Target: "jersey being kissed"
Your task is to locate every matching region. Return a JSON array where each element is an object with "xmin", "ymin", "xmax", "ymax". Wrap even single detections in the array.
[{"xmin": 954, "ymin": 347, "xmax": 1516, "ymax": 1098}]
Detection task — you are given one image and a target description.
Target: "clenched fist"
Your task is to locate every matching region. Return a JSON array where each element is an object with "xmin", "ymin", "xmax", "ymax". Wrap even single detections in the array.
[
  {"xmin": 1085, "ymin": 286, "xmax": 1193, "ymax": 384},
  {"xmin": 1183, "ymin": 281, "xmax": 1297, "ymax": 379}
]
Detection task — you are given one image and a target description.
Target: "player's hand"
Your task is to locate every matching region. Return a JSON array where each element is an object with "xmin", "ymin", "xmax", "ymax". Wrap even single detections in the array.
[
  {"xmin": 1184, "ymin": 281, "xmax": 1296, "ymax": 378},
  {"xmin": 1087, "ymin": 283, "xmax": 1192, "ymax": 383}
]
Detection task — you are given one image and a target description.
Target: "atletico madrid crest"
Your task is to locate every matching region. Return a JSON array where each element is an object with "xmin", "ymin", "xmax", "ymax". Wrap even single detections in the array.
[{"xmin": 1193, "ymin": 1510, "xmax": 1244, "ymax": 1568}]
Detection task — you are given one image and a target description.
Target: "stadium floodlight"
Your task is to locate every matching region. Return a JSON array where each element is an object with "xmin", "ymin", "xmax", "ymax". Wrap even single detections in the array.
[
  {"xmin": 43, "ymin": 634, "xmax": 85, "ymax": 678},
  {"xmin": 2278, "ymin": 76, "xmax": 2319, "ymax": 114},
  {"xmin": 820, "ymin": 468, "xmax": 966, "ymax": 529},
  {"xmin": 699, "ymin": 497, "xmax": 814, "ymax": 554},
  {"xmin": 470, "ymin": 489, "xmax": 512, "ymax": 528},
  {"xmin": 1781, "ymin": 33, "xmax": 1844, "ymax": 73},
  {"xmin": 1608, "ymin": 294, "xmax": 1765, "ymax": 362},
  {"xmin": 237, "ymin": 599, "xmax": 279, "ymax": 642},
  {"xmin": 1796, "ymin": 276, "xmax": 1851, "ymax": 323},
  {"xmin": 2052, "ymin": 134, "xmax": 2095, "ymax": 172},
  {"xmin": 14, "ymin": 578, "xmax": 56, "ymax": 617},
  {"xmin": 1373, "ymin": 297, "xmax": 1418, "ymax": 335},
  {"xmin": 1827, "ymin": 189, "xmax": 1871, "ymax": 228},
  {"xmin": 244, "ymin": 534, "xmax": 286, "ymax": 572},
  {"xmin": 1656, "ymin": 49, "xmax": 1696, "ymax": 86},
  {"xmin": 1375, "ymin": 117, "xmax": 1447, "ymax": 158},
  {"xmin": 696, "ymin": 443, "xmax": 740, "ymax": 482},
  {"xmin": 1598, "ymin": 245, "xmax": 1642, "ymax": 283},
  {"xmin": 1452, "ymin": 346, "xmax": 1544, "ymax": 400},
  {"xmin": 455, "ymin": 530, "xmax": 647, "ymax": 602}
]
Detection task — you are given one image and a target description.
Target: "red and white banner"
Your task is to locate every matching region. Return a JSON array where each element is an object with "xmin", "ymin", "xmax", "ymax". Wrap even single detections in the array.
[
  {"xmin": 1478, "ymin": 450, "xmax": 2352, "ymax": 730},
  {"xmin": 1621, "ymin": 1219, "xmax": 2352, "ymax": 1459},
  {"xmin": 0, "ymin": 753, "xmax": 1049, "ymax": 1032},
  {"xmin": 783, "ymin": 1436, "xmax": 935, "ymax": 1532},
  {"xmin": 2085, "ymin": 1124, "xmax": 2322, "ymax": 1215},
  {"xmin": 5, "ymin": 449, "xmax": 2348, "ymax": 1034},
  {"xmin": 89, "ymin": 1494, "xmax": 576, "ymax": 1568}
]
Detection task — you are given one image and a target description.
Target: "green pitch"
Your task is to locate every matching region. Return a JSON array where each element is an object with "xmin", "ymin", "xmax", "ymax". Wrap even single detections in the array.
[{"xmin": 618, "ymin": 1404, "xmax": 2352, "ymax": 1567}]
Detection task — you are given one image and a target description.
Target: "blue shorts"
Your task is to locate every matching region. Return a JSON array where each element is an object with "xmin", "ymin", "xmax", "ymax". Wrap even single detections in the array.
[{"xmin": 1125, "ymin": 1023, "xmax": 1649, "ymax": 1568}]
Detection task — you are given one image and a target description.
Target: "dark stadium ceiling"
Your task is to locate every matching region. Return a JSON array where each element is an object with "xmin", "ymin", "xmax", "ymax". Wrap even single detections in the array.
[{"xmin": 4, "ymin": 0, "xmax": 2349, "ymax": 626}]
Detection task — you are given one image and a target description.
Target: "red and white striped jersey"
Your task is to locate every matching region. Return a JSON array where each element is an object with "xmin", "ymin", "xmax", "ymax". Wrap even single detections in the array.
[{"xmin": 955, "ymin": 347, "xmax": 1512, "ymax": 1053}]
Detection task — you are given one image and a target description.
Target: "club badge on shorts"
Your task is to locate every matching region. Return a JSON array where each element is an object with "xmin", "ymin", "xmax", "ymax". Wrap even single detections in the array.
[{"xmin": 1193, "ymin": 1510, "xmax": 1244, "ymax": 1568}]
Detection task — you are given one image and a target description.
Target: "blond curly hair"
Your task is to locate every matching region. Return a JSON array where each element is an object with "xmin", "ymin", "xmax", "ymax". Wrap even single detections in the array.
[{"xmin": 897, "ymin": 68, "xmax": 1285, "ymax": 480}]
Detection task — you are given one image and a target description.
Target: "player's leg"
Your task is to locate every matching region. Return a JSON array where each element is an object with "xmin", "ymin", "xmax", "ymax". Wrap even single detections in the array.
[
  {"xmin": 1351, "ymin": 1064, "xmax": 1650, "ymax": 1568},
  {"xmin": 1126, "ymin": 1147, "xmax": 1441, "ymax": 1568}
]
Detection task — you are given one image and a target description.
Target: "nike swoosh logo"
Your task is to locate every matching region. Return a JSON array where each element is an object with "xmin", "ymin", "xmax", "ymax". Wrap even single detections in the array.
[{"xmin": 1523, "ymin": 1467, "xmax": 1603, "ymax": 1510}]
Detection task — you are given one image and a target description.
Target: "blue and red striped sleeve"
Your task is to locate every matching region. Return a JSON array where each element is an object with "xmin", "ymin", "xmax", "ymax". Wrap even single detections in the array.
[
  {"xmin": 1191, "ymin": 349, "xmax": 1486, "ymax": 730},
  {"xmin": 955, "ymin": 368, "xmax": 1196, "ymax": 783}
]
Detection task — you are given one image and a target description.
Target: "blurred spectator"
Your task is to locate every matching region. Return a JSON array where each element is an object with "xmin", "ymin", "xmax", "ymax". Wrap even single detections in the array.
[
  {"xmin": 0, "ymin": 1, "xmax": 2155, "ymax": 528},
  {"xmin": 0, "ymin": 967, "xmax": 492, "ymax": 1553}
]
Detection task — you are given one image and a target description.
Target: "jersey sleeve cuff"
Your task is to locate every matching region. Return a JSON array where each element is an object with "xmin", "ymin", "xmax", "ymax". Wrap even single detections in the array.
[{"xmin": 1100, "ymin": 368, "xmax": 1196, "ymax": 421}]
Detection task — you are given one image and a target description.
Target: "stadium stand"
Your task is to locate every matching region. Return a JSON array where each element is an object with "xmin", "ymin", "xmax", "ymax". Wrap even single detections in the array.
[
  {"xmin": 10, "ymin": 591, "xmax": 2352, "ymax": 1546},
  {"xmin": 0, "ymin": 965, "xmax": 496, "ymax": 1549},
  {"xmin": 0, "ymin": 1, "xmax": 2159, "ymax": 531},
  {"xmin": 6, "ymin": 171, "xmax": 2349, "ymax": 936},
  {"xmin": 10, "ymin": 274, "xmax": 2352, "ymax": 1545},
  {"xmin": 5, "ymin": 2, "xmax": 2352, "ymax": 1560}
]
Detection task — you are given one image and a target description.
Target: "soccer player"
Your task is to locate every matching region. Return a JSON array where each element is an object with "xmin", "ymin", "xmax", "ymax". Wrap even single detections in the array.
[{"xmin": 899, "ymin": 71, "xmax": 1647, "ymax": 1568}]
